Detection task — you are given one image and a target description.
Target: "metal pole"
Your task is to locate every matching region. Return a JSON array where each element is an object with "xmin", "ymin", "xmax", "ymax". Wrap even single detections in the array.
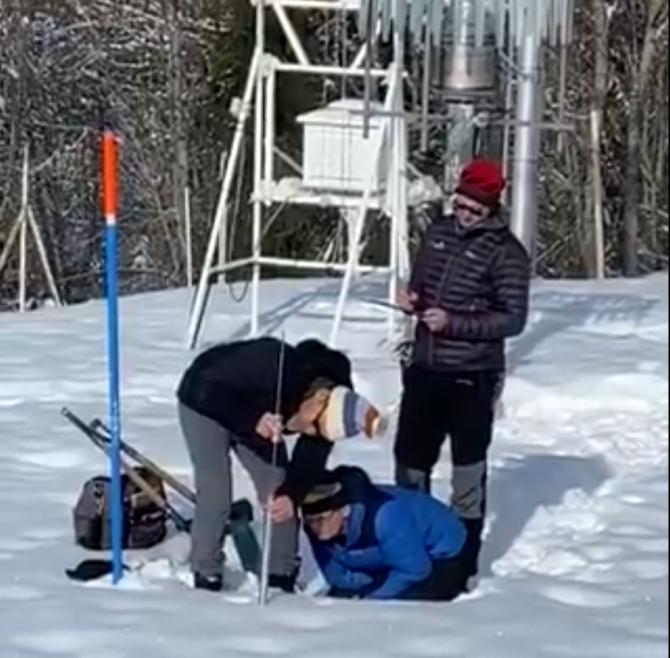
[
  {"xmin": 362, "ymin": 7, "xmax": 373, "ymax": 139},
  {"xmin": 273, "ymin": 62, "xmax": 388, "ymax": 77},
  {"xmin": 101, "ymin": 129, "xmax": 124, "ymax": 585},
  {"xmin": 27, "ymin": 206, "xmax": 62, "ymax": 306},
  {"xmin": 501, "ymin": 13, "xmax": 515, "ymax": 205},
  {"xmin": 329, "ymin": 67, "xmax": 398, "ymax": 346},
  {"xmin": 419, "ymin": 32, "xmax": 431, "ymax": 152},
  {"xmin": 258, "ymin": 337, "xmax": 286, "ymax": 606},
  {"xmin": 510, "ymin": 29, "xmax": 541, "ymax": 257},
  {"xmin": 184, "ymin": 186, "xmax": 193, "ymax": 289},
  {"xmin": 388, "ymin": 105, "xmax": 400, "ymax": 340},
  {"xmin": 251, "ymin": 0, "xmax": 266, "ymax": 337},
  {"xmin": 388, "ymin": 28, "xmax": 405, "ymax": 339},
  {"xmin": 264, "ymin": 59, "xmax": 276, "ymax": 202},
  {"xmin": 0, "ymin": 213, "xmax": 22, "ymax": 278},
  {"xmin": 185, "ymin": 50, "xmax": 260, "ymax": 348},
  {"xmin": 590, "ymin": 108, "xmax": 605, "ymax": 279},
  {"xmin": 18, "ymin": 207, "xmax": 27, "ymax": 313},
  {"xmin": 18, "ymin": 144, "xmax": 29, "ymax": 312}
]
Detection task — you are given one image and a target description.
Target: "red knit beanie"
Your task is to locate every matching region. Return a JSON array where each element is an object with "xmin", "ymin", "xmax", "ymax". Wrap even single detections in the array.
[{"xmin": 455, "ymin": 159, "xmax": 506, "ymax": 207}]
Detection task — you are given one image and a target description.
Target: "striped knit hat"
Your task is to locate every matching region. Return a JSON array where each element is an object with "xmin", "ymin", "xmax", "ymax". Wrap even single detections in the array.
[{"xmin": 321, "ymin": 387, "xmax": 384, "ymax": 441}]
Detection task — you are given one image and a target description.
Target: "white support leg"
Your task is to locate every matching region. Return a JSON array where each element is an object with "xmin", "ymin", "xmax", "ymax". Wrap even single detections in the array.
[
  {"xmin": 397, "ymin": 106, "xmax": 410, "ymax": 281},
  {"xmin": 329, "ymin": 66, "xmax": 399, "ymax": 346},
  {"xmin": 387, "ymin": 104, "xmax": 400, "ymax": 340},
  {"xmin": 387, "ymin": 20, "xmax": 406, "ymax": 340},
  {"xmin": 186, "ymin": 49, "xmax": 260, "ymax": 348},
  {"xmin": 0, "ymin": 213, "xmax": 22, "ymax": 278},
  {"xmin": 27, "ymin": 206, "xmax": 61, "ymax": 306},
  {"xmin": 387, "ymin": 61, "xmax": 407, "ymax": 340},
  {"xmin": 184, "ymin": 186, "xmax": 193, "ymax": 289},
  {"xmin": 18, "ymin": 208, "xmax": 27, "ymax": 313},
  {"xmin": 18, "ymin": 144, "xmax": 29, "ymax": 313},
  {"xmin": 396, "ymin": 96, "xmax": 412, "ymax": 343}
]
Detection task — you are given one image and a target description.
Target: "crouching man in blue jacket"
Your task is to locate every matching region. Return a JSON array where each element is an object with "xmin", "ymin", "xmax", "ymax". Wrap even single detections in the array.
[{"xmin": 302, "ymin": 465, "xmax": 467, "ymax": 601}]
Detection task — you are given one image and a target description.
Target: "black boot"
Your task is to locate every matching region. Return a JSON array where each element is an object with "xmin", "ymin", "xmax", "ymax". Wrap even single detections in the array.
[
  {"xmin": 459, "ymin": 518, "xmax": 484, "ymax": 580},
  {"xmin": 194, "ymin": 572, "xmax": 223, "ymax": 592},
  {"xmin": 268, "ymin": 571, "xmax": 297, "ymax": 594},
  {"xmin": 395, "ymin": 464, "xmax": 431, "ymax": 493}
]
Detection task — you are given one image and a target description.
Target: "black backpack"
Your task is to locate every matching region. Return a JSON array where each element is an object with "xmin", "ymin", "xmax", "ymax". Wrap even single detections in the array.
[{"xmin": 73, "ymin": 467, "xmax": 167, "ymax": 550}]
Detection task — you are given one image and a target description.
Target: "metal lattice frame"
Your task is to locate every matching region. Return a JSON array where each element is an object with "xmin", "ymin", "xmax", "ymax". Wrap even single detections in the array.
[
  {"xmin": 186, "ymin": 0, "xmax": 575, "ymax": 348},
  {"xmin": 186, "ymin": 0, "xmax": 410, "ymax": 349}
]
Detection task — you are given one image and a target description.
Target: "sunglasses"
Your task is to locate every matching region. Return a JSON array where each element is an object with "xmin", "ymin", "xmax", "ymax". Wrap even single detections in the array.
[
  {"xmin": 454, "ymin": 200, "xmax": 487, "ymax": 218},
  {"xmin": 304, "ymin": 510, "xmax": 334, "ymax": 523}
]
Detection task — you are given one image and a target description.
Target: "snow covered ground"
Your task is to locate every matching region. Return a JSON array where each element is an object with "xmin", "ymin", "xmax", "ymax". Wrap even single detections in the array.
[{"xmin": 0, "ymin": 273, "xmax": 667, "ymax": 657}]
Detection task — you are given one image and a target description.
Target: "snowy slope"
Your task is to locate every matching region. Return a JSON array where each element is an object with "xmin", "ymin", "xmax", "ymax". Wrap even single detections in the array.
[{"xmin": 0, "ymin": 274, "xmax": 667, "ymax": 658}]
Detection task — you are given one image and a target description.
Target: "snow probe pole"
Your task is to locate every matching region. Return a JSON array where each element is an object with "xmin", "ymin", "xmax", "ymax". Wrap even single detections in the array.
[
  {"xmin": 258, "ymin": 337, "xmax": 286, "ymax": 606},
  {"xmin": 102, "ymin": 128, "xmax": 124, "ymax": 584}
]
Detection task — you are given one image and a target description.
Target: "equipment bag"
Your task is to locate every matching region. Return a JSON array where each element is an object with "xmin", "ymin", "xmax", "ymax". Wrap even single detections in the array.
[{"xmin": 73, "ymin": 467, "xmax": 167, "ymax": 550}]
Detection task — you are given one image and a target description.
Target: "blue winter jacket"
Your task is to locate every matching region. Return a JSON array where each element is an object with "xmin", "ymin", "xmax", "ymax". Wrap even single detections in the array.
[{"xmin": 306, "ymin": 469, "xmax": 466, "ymax": 600}]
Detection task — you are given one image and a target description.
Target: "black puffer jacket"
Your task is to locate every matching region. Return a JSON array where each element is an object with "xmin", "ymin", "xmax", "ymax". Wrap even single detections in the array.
[
  {"xmin": 177, "ymin": 337, "xmax": 353, "ymax": 500},
  {"xmin": 409, "ymin": 209, "xmax": 530, "ymax": 372}
]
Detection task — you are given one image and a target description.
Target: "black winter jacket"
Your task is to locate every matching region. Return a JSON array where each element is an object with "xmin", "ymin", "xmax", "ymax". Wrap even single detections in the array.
[
  {"xmin": 409, "ymin": 210, "xmax": 530, "ymax": 372},
  {"xmin": 177, "ymin": 337, "xmax": 353, "ymax": 501}
]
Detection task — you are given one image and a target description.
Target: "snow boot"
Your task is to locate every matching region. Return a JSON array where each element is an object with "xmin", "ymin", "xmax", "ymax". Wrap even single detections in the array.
[
  {"xmin": 459, "ymin": 517, "xmax": 484, "ymax": 580},
  {"xmin": 268, "ymin": 570, "xmax": 297, "ymax": 594},
  {"xmin": 66, "ymin": 559, "xmax": 130, "ymax": 582},
  {"xmin": 194, "ymin": 572, "xmax": 223, "ymax": 592}
]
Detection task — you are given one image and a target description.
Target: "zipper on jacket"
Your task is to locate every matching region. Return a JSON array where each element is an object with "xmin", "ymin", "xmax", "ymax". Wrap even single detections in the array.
[{"xmin": 428, "ymin": 238, "xmax": 469, "ymax": 367}]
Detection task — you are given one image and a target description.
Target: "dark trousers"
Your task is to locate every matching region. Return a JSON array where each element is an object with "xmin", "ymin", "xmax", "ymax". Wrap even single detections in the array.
[
  {"xmin": 393, "ymin": 365, "xmax": 502, "ymax": 576},
  {"xmin": 329, "ymin": 556, "xmax": 467, "ymax": 602},
  {"xmin": 178, "ymin": 404, "xmax": 299, "ymax": 579},
  {"xmin": 401, "ymin": 556, "xmax": 468, "ymax": 601}
]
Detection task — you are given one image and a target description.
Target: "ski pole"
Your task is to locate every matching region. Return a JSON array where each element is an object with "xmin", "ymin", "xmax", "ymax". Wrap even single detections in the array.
[
  {"xmin": 60, "ymin": 407, "xmax": 191, "ymax": 532},
  {"xmin": 258, "ymin": 336, "xmax": 286, "ymax": 606},
  {"xmin": 91, "ymin": 418, "xmax": 196, "ymax": 505},
  {"xmin": 361, "ymin": 298, "xmax": 405, "ymax": 313},
  {"xmin": 362, "ymin": 298, "xmax": 426, "ymax": 315}
]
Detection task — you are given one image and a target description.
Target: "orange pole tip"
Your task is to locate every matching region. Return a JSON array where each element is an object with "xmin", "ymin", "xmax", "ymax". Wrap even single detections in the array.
[{"xmin": 101, "ymin": 131, "xmax": 119, "ymax": 218}]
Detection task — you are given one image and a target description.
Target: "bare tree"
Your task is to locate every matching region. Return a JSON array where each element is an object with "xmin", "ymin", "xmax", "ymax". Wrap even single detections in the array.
[{"xmin": 618, "ymin": 0, "xmax": 667, "ymax": 275}]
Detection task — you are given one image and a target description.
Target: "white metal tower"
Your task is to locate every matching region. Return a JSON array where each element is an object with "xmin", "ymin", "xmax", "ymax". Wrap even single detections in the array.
[
  {"xmin": 185, "ymin": 0, "xmax": 410, "ymax": 349},
  {"xmin": 186, "ymin": 0, "xmax": 574, "ymax": 349}
]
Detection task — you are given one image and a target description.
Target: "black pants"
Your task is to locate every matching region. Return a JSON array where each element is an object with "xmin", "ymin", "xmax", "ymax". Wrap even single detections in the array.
[
  {"xmin": 329, "ymin": 556, "xmax": 467, "ymax": 602},
  {"xmin": 401, "ymin": 556, "xmax": 468, "ymax": 601},
  {"xmin": 393, "ymin": 365, "xmax": 502, "ymax": 576}
]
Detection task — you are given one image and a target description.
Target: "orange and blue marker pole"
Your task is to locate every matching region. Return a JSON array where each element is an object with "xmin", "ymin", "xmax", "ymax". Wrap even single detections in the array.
[{"xmin": 102, "ymin": 129, "xmax": 124, "ymax": 584}]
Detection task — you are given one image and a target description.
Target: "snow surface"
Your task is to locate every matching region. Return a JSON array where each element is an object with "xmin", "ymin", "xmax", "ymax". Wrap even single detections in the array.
[{"xmin": 0, "ymin": 273, "xmax": 667, "ymax": 657}]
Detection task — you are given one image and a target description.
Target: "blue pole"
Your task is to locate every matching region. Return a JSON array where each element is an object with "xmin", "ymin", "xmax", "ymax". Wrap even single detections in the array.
[{"xmin": 102, "ymin": 130, "xmax": 124, "ymax": 584}]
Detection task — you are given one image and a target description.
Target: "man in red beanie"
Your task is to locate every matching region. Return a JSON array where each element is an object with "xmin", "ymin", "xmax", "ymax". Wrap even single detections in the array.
[{"xmin": 394, "ymin": 158, "xmax": 530, "ymax": 589}]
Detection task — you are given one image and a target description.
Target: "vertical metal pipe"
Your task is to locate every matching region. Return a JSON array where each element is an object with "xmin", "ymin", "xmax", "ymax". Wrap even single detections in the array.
[
  {"xmin": 186, "ymin": 50, "xmax": 260, "ymax": 348},
  {"xmin": 363, "ymin": 8, "xmax": 373, "ymax": 139},
  {"xmin": 264, "ymin": 60, "xmax": 276, "ymax": 198},
  {"xmin": 18, "ymin": 208, "xmax": 27, "ymax": 313},
  {"xmin": 18, "ymin": 144, "xmax": 29, "ymax": 313},
  {"xmin": 388, "ymin": 27, "xmax": 405, "ymax": 338},
  {"xmin": 184, "ymin": 186, "xmax": 193, "ymax": 289},
  {"xmin": 251, "ymin": 0, "xmax": 265, "ymax": 337},
  {"xmin": 419, "ymin": 32, "xmax": 431, "ymax": 152},
  {"xmin": 510, "ymin": 29, "xmax": 541, "ymax": 257}
]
